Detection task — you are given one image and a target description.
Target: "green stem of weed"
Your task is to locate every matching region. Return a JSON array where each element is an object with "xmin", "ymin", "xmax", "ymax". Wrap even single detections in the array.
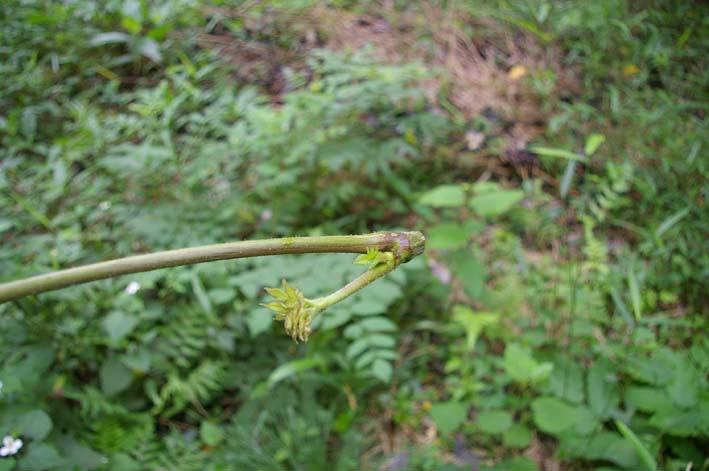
[
  {"xmin": 312, "ymin": 262, "xmax": 396, "ymax": 311},
  {"xmin": 0, "ymin": 232, "xmax": 425, "ymax": 303}
]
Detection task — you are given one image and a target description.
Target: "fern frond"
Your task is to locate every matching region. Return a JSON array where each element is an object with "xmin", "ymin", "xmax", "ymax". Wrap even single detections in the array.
[{"xmin": 152, "ymin": 360, "xmax": 225, "ymax": 417}]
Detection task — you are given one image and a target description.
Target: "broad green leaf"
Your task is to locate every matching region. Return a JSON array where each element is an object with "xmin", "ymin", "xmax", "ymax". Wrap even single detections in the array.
[
  {"xmin": 101, "ymin": 311, "xmax": 138, "ymax": 343},
  {"xmin": 347, "ymin": 337, "xmax": 370, "ymax": 359},
  {"xmin": 496, "ymin": 457, "xmax": 539, "ymax": 471},
  {"xmin": 649, "ymin": 400, "xmax": 709, "ymax": 436},
  {"xmin": 531, "ymin": 397, "xmax": 579, "ymax": 435},
  {"xmin": 427, "ymin": 223, "xmax": 469, "ymax": 250},
  {"xmin": 17, "ymin": 443, "xmax": 64, "ymax": 471},
  {"xmin": 547, "ymin": 356, "xmax": 585, "ymax": 404},
  {"xmin": 452, "ymin": 305, "xmax": 498, "ymax": 350},
  {"xmin": 208, "ymin": 288, "xmax": 236, "ymax": 305},
  {"xmin": 558, "ymin": 432, "xmax": 641, "ymax": 468},
  {"xmin": 100, "ymin": 358, "xmax": 133, "ymax": 396},
  {"xmin": 355, "ymin": 350, "xmax": 377, "ymax": 369},
  {"xmin": 529, "ymin": 363, "xmax": 554, "ymax": 383},
  {"xmin": 349, "ymin": 296, "xmax": 387, "ymax": 315},
  {"xmin": 358, "ymin": 316, "xmax": 397, "ymax": 332},
  {"xmin": 587, "ymin": 360, "xmax": 620, "ymax": 419},
  {"xmin": 469, "ymin": 189, "xmax": 524, "ymax": 217},
  {"xmin": 690, "ymin": 339, "xmax": 709, "ymax": 370},
  {"xmin": 666, "ymin": 357, "xmax": 699, "ymax": 408},
  {"xmin": 109, "ymin": 453, "xmax": 142, "ymax": 471},
  {"xmin": 504, "ymin": 343, "xmax": 553, "ymax": 384},
  {"xmin": 267, "ymin": 357, "xmax": 325, "ymax": 386},
  {"xmin": 615, "ymin": 420, "xmax": 657, "ymax": 471},
  {"xmin": 623, "ymin": 348, "xmax": 677, "ymax": 385},
  {"xmin": 371, "ymin": 358, "xmax": 393, "ymax": 383},
  {"xmin": 476, "ymin": 410, "xmax": 512, "ymax": 434},
  {"xmin": 343, "ymin": 323, "xmax": 364, "ymax": 338},
  {"xmin": 419, "ymin": 184, "xmax": 465, "ymax": 207},
  {"xmin": 201, "ymin": 421, "xmax": 225, "ymax": 446},
  {"xmin": 215, "ymin": 331, "xmax": 235, "ymax": 353},
  {"xmin": 55, "ymin": 435, "xmax": 105, "ymax": 470},
  {"xmin": 320, "ymin": 308, "xmax": 351, "ymax": 329},
  {"xmin": 573, "ymin": 406, "xmax": 601, "ymax": 435},
  {"xmin": 246, "ymin": 307, "xmax": 272, "ymax": 337},
  {"xmin": 0, "ymin": 219, "xmax": 14, "ymax": 234},
  {"xmin": 503, "ymin": 423, "xmax": 532, "ymax": 448},
  {"xmin": 121, "ymin": 349, "xmax": 151, "ymax": 373},
  {"xmin": 504, "ymin": 343, "xmax": 538, "ymax": 383},
  {"xmin": 17, "ymin": 409, "xmax": 52, "ymax": 441},
  {"xmin": 366, "ymin": 333, "xmax": 396, "ymax": 348},
  {"xmin": 430, "ymin": 401, "xmax": 467, "ymax": 434},
  {"xmin": 449, "ymin": 250, "xmax": 486, "ymax": 299},
  {"xmin": 0, "ymin": 459, "xmax": 15, "ymax": 471},
  {"xmin": 624, "ymin": 387, "xmax": 671, "ymax": 413}
]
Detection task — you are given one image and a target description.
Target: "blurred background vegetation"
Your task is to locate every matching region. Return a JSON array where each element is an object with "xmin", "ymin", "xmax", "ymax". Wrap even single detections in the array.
[{"xmin": 0, "ymin": 0, "xmax": 707, "ymax": 470}]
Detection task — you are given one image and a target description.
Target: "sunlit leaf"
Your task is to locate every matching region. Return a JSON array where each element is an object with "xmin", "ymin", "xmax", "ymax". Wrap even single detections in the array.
[
  {"xmin": 419, "ymin": 184, "xmax": 465, "ymax": 207},
  {"xmin": 530, "ymin": 145, "xmax": 586, "ymax": 161},
  {"xmin": 584, "ymin": 133, "xmax": 606, "ymax": 156},
  {"xmin": 469, "ymin": 189, "xmax": 524, "ymax": 217},
  {"xmin": 430, "ymin": 402, "xmax": 467, "ymax": 434},
  {"xmin": 531, "ymin": 397, "xmax": 579, "ymax": 435}
]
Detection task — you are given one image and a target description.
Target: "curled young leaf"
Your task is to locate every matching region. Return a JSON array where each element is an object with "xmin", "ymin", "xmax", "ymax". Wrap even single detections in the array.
[
  {"xmin": 354, "ymin": 248, "xmax": 394, "ymax": 269},
  {"xmin": 262, "ymin": 280, "xmax": 319, "ymax": 342}
]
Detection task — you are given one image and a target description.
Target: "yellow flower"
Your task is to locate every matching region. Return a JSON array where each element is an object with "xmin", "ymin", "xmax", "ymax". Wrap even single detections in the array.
[
  {"xmin": 508, "ymin": 65, "xmax": 527, "ymax": 81},
  {"xmin": 622, "ymin": 64, "xmax": 640, "ymax": 77}
]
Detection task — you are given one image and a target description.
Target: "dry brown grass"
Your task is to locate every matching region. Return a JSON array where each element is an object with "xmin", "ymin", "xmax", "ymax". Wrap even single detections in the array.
[
  {"xmin": 314, "ymin": 3, "xmax": 579, "ymax": 149},
  {"xmin": 195, "ymin": 2, "xmax": 578, "ymax": 153}
]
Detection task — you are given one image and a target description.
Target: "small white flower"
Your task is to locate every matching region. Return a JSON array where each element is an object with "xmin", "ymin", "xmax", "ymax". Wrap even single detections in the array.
[
  {"xmin": 99, "ymin": 201, "xmax": 111, "ymax": 211},
  {"xmin": 465, "ymin": 130, "xmax": 485, "ymax": 151},
  {"xmin": 0, "ymin": 435, "xmax": 22, "ymax": 457},
  {"xmin": 125, "ymin": 281, "xmax": 140, "ymax": 295},
  {"xmin": 428, "ymin": 259, "xmax": 452, "ymax": 285},
  {"xmin": 260, "ymin": 209, "xmax": 273, "ymax": 221}
]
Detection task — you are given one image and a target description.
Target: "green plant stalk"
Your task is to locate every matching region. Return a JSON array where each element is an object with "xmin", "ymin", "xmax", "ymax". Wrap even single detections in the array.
[
  {"xmin": 615, "ymin": 420, "xmax": 657, "ymax": 471},
  {"xmin": 0, "ymin": 232, "xmax": 425, "ymax": 303},
  {"xmin": 312, "ymin": 261, "xmax": 395, "ymax": 310}
]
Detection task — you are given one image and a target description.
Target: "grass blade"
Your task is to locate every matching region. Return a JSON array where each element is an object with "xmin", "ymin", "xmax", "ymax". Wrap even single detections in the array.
[
  {"xmin": 530, "ymin": 146, "xmax": 587, "ymax": 162},
  {"xmin": 628, "ymin": 268, "xmax": 643, "ymax": 321},
  {"xmin": 560, "ymin": 160, "xmax": 577, "ymax": 198},
  {"xmin": 610, "ymin": 288, "xmax": 635, "ymax": 329},
  {"xmin": 655, "ymin": 208, "xmax": 690, "ymax": 239},
  {"xmin": 615, "ymin": 420, "xmax": 657, "ymax": 471}
]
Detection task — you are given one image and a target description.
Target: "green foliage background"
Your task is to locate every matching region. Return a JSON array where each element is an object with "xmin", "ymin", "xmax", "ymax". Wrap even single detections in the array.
[{"xmin": 0, "ymin": 1, "xmax": 706, "ymax": 470}]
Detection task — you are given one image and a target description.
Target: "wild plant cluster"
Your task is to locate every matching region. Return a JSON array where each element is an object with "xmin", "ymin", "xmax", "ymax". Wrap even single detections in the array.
[{"xmin": 0, "ymin": 1, "xmax": 706, "ymax": 470}]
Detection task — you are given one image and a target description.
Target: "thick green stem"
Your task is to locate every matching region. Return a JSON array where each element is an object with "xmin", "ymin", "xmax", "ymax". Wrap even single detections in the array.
[{"xmin": 0, "ymin": 232, "xmax": 425, "ymax": 303}]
